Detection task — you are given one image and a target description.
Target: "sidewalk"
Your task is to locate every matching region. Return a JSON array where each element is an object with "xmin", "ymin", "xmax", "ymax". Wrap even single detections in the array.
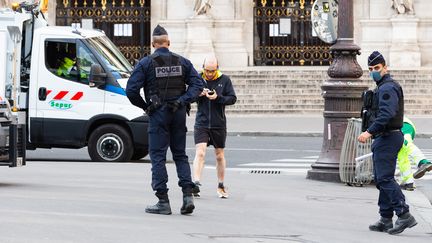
[{"xmin": 187, "ymin": 115, "xmax": 432, "ymax": 138}]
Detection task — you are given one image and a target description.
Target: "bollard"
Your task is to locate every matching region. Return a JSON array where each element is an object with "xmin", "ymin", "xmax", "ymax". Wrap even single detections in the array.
[{"xmin": 339, "ymin": 118, "xmax": 373, "ymax": 186}]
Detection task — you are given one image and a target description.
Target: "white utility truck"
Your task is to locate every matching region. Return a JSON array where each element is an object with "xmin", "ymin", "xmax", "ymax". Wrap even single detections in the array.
[{"xmin": 0, "ymin": 2, "xmax": 148, "ymax": 163}]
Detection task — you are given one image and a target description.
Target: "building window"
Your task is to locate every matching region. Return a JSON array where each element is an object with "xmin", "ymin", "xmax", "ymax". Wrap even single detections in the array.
[
  {"xmin": 114, "ymin": 24, "xmax": 133, "ymax": 37},
  {"xmin": 269, "ymin": 23, "xmax": 289, "ymax": 37}
]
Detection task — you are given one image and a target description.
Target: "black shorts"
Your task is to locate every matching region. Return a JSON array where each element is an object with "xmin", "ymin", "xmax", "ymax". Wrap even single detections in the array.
[{"xmin": 194, "ymin": 127, "xmax": 227, "ymax": 148}]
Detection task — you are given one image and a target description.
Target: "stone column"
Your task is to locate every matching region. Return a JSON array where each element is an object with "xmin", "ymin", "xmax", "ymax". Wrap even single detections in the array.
[
  {"xmin": 184, "ymin": 16, "xmax": 215, "ymax": 68},
  {"xmin": 389, "ymin": 16, "xmax": 421, "ymax": 67},
  {"xmin": 213, "ymin": 19, "xmax": 249, "ymax": 67},
  {"xmin": 0, "ymin": 0, "xmax": 10, "ymax": 8},
  {"xmin": 47, "ymin": 0, "xmax": 57, "ymax": 26}
]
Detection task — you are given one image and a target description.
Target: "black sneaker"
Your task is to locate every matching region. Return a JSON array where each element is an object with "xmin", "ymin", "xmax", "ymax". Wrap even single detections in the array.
[
  {"xmin": 192, "ymin": 182, "xmax": 201, "ymax": 197},
  {"xmin": 400, "ymin": 183, "xmax": 415, "ymax": 191},
  {"xmin": 387, "ymin": 212, "xmax": 417, "ymax": 235},
  {"xmin": 413, "ymin": 163, "xmax": 432, "ymax": 179}
]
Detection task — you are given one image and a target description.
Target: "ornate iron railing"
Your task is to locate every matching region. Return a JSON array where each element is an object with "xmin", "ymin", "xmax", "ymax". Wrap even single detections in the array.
[
  {"xmin": 254, "ymin": 0, "xmax": 332, "ymax": 66},
  {"xmin": 56, "ymin": 0, "xmax": 151, "ymax": 63}
]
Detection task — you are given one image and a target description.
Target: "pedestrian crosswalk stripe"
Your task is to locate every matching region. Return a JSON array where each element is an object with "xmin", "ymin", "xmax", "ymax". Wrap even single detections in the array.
[
  {"xmin": 205, "ymin": 165, "xmax": 308, "ymax": 174},
  {"xmin": 239, "ymin": 163, "xmax": 312, "ymax": 167},
  {"xmin": 186, "ymin": 147, "xmax": 321, "ymax": 152},
  {"xmin": 271, "ymin": 159, "xmax": 315, "ymax": 162}
]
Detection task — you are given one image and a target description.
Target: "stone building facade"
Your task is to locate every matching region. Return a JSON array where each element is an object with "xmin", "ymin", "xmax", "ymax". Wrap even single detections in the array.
[{"xmin": 1, "ymin": 0, "xmax": 432, "ymax": 69}]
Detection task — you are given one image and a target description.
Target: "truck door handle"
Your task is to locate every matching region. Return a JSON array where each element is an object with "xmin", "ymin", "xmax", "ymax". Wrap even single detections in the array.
[{"xmin": 38, "ymin": 87, "xmax": 47, "ymax": 101}]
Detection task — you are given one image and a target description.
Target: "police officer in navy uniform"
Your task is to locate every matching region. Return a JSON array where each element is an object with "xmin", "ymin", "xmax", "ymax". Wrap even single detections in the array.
[
  {"xmin": 358, "ymin": 51, "xmax": 417, "ymax": 234},
  {"xmin": 126, "ymin": 25, "xmax": 203, "ymax": 215}
]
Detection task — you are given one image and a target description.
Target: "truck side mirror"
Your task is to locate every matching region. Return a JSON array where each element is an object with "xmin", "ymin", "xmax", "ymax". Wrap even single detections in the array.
[{"xmin": 89, "ymin": 64, "xmax": 107, "ymax": 88}]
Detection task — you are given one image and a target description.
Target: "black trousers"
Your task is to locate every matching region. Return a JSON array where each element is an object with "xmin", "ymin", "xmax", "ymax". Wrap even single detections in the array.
[
  {"xmin": 148, "ymin": 104, "xmax": 194, "ymax": 194},
  {"xmin": 372, "ymin": 131, "xmax": 409, "ymax": 218}
]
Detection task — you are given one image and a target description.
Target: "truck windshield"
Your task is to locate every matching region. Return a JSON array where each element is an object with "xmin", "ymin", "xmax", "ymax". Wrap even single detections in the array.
[{"xmin": 85, "ymin": 36, "xmax": 133, "ymax": 79}]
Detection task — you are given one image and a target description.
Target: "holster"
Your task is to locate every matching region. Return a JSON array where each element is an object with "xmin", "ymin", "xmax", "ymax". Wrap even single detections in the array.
[
  {"xmin": 186, "ymin": 103, "xmax": 191, "ymax": 116},
  {"xmin": 361, "ymin": 90, "xmax": 374, "ymax": 132}
]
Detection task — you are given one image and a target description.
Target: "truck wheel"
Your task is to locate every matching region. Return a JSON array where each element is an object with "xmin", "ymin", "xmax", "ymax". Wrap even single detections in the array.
[
  {"xmin": 131, "ymin": 148, "xmax": 148, "ymax": 160},
  {"xmin": 88, "ymin": 124, "xmax": 133, "ymax": 162}
]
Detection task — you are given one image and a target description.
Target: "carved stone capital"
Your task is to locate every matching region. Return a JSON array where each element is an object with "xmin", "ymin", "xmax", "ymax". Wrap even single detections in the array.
[{"xmin": 327, "ymin": 40, "xmax": 363, "ymax": 79}]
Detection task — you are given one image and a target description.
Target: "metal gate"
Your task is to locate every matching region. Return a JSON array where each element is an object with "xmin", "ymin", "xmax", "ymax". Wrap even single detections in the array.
[
  {"xmin": 254, "ymin": 0, "xmax": 332, "ymax": 66},
  {"xmin": 56, "ymin": 0, "xmax": 151, "ymax": 63}
]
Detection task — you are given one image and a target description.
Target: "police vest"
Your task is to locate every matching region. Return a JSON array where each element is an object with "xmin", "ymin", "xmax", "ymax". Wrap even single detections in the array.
[
  {"xmin": 369, "ymin": 79, "xmax": 404, "ymax": 131},
  {"xmin": 149, "ymin": 52, "xmax": 186, "ymax": 101}
]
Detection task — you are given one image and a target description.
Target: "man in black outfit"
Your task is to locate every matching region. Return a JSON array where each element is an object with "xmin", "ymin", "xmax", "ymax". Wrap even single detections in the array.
[{"xmin": 192, "ymin": 55, "xmax": 237, "ymax": 198}]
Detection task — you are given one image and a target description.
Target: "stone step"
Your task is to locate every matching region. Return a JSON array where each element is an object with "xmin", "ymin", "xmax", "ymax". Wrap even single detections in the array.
[
  {"xmin": 235, "ymin": 93, "xmax": 432, "ymax": 99},
  {"xmin": 231, "ymin": 81, "xmax": 432, "ymax": 87},
  {"xmin": 200, "ymin": 69, "xmax": 432, "ymax": 114}
]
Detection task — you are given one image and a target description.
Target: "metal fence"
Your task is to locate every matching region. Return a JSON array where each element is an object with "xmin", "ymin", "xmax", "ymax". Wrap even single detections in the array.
[{"xmin": 339, "ymin": 118, "xmax": 374, "ymax": 186}]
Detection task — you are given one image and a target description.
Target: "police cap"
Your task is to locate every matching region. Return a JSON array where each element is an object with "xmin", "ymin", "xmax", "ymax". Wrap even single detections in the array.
[
  {"xmin": 368, "ymin": 51, "xmax": 385, "ymax": 66},
  {"xmin": 152, "ymin": 24, "xmax": 168, "ymax": 36}
]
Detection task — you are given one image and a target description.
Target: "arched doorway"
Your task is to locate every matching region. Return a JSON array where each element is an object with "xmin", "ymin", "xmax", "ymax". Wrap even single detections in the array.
[
  {"xmin": 253, "ymin": 0, "xmax": 332, "ymax": 66},
  {"xmin": 56, "ymin": 0, "xmax": 151, "ymax": 63}
]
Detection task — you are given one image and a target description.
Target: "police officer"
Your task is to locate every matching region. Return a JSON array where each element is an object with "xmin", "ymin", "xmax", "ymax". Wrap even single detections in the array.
[
  {"xmin": 126, "ymin": 25, "xmax": 203, "ymax": 215},
  {"xmin": 358, "ymin": 51, "xmax": 417, "ymax": 234}
]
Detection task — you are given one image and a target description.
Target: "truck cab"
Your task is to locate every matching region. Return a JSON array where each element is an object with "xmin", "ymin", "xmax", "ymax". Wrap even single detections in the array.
[{"xmin": 1, "ymin": 3, "xmax": 149, "ymax": 162}]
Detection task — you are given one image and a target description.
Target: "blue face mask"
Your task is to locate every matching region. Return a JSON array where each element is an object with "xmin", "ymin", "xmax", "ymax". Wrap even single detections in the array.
[{"xmin": 370, "ymin": 70, "xmax": 382, "ymax": 82}]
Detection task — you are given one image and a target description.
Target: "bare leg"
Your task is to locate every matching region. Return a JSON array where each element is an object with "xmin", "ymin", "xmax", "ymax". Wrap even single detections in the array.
[
  {"xmin": 193, "ymin": 143, "xmax": 207, "ymax": 182},
  {"xmin": 215, "ymin": 148, "xmax": 226, "ymax": 183}
]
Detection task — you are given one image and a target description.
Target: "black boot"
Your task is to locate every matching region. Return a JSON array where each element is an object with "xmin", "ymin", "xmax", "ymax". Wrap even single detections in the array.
[
  {"xmin": 387, "ymin": 212, "xmax": 417, "ymax": 235},
  {"xmin": 180, "ymin": 189, "xmax": 195, "ymax": 215},
  {"xmin": 369, "ymin": 217, "xmax": 393, "ymax": 232},
  {"xmin": 192, "ymin": 181, "xmax": 201, "ymax": 197},
  {"xmin": 145, "ymin": 192, "xmax": 172, "ymax": 215}
]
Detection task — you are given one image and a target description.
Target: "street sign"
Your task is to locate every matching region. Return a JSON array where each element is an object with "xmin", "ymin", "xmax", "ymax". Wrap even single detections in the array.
[{"xmin": 311, "ymin": 0, "xmax": 338, "ymax": 44}]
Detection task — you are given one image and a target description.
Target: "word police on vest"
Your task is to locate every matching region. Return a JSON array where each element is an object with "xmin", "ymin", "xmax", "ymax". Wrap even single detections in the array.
[{"xmin": 155, "ymin": 66, "xmax": 183, "ymax": 78}]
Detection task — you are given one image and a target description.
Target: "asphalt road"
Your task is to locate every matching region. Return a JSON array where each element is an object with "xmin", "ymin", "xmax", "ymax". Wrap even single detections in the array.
[
  {"xmin": 1, "ymin": 136, "xmax": 431, "ymax": 242},
  {"xmin": 26, "ymin": 136, "xmax": 324, "ymax": 164},
  {"xmin": 26, "ymin": 135, "xmax": 432, "ymax": 203}
]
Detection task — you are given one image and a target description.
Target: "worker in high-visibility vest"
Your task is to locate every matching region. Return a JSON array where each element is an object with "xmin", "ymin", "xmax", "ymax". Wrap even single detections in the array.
[{"xmin": 397, "ymin": 116, "xmax": 432, "ymax": 191}]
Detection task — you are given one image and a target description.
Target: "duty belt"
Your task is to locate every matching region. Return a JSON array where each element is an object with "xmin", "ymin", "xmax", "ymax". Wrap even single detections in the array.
[{"xmin": 374, "ymin": 129, "xmax": 401, "ymax": 138}]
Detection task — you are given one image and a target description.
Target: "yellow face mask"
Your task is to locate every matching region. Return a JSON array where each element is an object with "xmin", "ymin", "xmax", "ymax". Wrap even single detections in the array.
[{"xmin": 202, "ymin": 69, "xmax": 222, "ymax": 81}]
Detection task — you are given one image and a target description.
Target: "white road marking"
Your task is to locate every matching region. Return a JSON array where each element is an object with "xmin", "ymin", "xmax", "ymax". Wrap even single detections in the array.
[
  {"xmin": 271, "ymin": 159, "xmax": 315, "ymax": 162},
  {"xmin": 239, "ymin": 163, "xmax": 312, "ymax": 167},
  {"xmin": 205, "ymin": 165, "xmax": 308, "ymax": 174},
  {"xmin": 186, "ymin": 147, "xmax": 321, "ymax": 152}
]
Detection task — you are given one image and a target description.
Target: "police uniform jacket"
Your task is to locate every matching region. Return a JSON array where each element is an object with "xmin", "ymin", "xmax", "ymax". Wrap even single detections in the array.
[
  {"xmin": 194, "ymin": 74, "xmax": 237, "ymax": 129},
  {"xmin": 366, "ymin": 74, "xmax": 404, "ymax": 136},
  {"xmin": 126, "ymin": 47, "xmax": 203, "ymax": 110}
]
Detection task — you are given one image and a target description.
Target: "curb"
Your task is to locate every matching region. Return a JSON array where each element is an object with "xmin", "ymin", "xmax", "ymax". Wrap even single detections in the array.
[
  {"xmin": 404, "ymin": 190, "xmax": 432, "ymax": 232},
  {"xmin": 187, "ymin": 131, "xmax": 432, "ymax": 138}
]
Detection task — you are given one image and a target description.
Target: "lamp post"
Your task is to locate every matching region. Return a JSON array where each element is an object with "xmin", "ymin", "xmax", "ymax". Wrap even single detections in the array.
[{"xmin": 307, "ymin": 0, "xmax": 368, "ymax": 182}]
